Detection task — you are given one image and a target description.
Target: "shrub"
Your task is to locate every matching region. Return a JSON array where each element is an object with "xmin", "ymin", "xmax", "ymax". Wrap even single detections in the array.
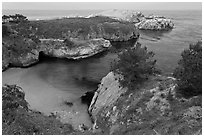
[
  {"xmin": 173, "ymin": 41, "xmax": 202, "ymax": 98},
  {"xmin": 111, "ymin": 42, "xmax": 157, "ymax": 89},
  {"xmin": 2, "ymin": 25, "xmax": 11, "ymax": 37}
]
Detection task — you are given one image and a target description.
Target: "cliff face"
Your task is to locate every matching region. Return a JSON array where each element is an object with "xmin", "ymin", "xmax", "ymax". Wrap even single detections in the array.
[
  {"xmin": 89, "ymin": 72, "xmax": 127, "ymax": 119},
  {"xmin": 88, "ymin": 72, "xmax": 202, "ymax": 135},
  {"xmin": 2, "ymin": 36, "xmax": 111, "ymax": 70}
]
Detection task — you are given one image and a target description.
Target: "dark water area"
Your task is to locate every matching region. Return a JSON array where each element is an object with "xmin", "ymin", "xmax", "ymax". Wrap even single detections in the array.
[{"xmin": 2, "ymin": 10, "xmax": 202, "ymax": 129}]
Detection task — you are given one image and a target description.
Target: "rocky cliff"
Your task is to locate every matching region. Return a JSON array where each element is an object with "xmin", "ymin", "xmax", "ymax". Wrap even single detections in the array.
[
  {"xmin": 88, "ymin": 72, "xmax": 202, "ymax": 135},
  {"xmin": 95, "ymin": 9, "xmax": 174, "ymax": 31}
]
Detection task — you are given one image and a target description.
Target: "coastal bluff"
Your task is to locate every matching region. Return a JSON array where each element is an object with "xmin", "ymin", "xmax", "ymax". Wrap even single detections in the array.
[{"xmin": 2, "ymin": 16, "xmax": 139, "ymax": 71}]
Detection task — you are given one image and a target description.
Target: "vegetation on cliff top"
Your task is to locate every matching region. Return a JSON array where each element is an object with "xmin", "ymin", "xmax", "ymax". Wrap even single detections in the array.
[
  {"xmin": 173, "ymin": 41, "xmax": 202, "ymax": 98},
  {"xmin": 2, "ymin": 85, "xmax": 75, "ymax": 135},
  {"xmin": 111, "ymin": 42, "xmax": 158, "ymax": 90},
  {"xmin": 8, "ymin": 16, "xmax": 138, "ymax": 40}
]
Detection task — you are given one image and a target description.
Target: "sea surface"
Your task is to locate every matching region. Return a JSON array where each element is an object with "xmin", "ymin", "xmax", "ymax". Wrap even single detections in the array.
[{"xmin": 2, "ymin": 10, "xmax": 202, "ymax": 129}]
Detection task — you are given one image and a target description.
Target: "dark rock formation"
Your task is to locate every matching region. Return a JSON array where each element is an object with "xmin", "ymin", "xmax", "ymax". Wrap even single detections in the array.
[{"xmin": 81, "ymin": 91, "xmax": 95, "ymax": 107}]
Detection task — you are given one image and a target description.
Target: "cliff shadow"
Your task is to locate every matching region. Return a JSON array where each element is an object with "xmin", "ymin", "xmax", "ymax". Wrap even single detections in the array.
[{"xmin": 109, "ymin": 38, "xmax": 138, "ymax": 53}]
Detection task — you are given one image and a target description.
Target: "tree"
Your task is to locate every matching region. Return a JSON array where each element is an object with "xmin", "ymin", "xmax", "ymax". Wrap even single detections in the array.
[
  {"xmin": 111, "ymin": 42, "xmax": 157, "ymax": 89},
  {"xmin": 173, "ymin": 41, "xmax": 202, "ymax": 98}
]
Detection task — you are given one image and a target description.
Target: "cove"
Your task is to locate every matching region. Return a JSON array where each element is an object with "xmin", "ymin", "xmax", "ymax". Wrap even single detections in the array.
[
  {"xmin": 2, "ymin": 52, "xmax": 113, "ymax": 128},
  {"xmin": 2, "ymin": 45, "xmax": 122, "ymax": 129}
]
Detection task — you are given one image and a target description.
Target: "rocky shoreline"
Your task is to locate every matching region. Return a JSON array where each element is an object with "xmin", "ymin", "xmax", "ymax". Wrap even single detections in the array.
[{"xmin": 95, "ymin": 9, "xmax": 174, "ymax": 30}]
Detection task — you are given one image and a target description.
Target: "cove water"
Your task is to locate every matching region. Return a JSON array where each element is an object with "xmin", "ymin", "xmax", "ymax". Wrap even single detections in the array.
[
  {"xmin": 2, "ymin": 10, "xmax": 201, "ymax": 129},
  {"xmin": 2, "ymin": 52, "xmax": 117, "ymax": 129}
]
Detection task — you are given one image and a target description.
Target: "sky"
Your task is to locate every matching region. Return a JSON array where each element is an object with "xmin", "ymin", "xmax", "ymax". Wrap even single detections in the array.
[{"xmin": 2, "ymin": 2, "xmax": 202, "ymax": 11}]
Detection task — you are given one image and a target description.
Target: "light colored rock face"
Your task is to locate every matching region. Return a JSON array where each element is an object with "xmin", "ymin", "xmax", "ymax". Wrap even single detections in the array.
[
  {"xmin": 89, "ymin": 72, "xmax": 127, "ymax": 121},
  {"xmin": 135, "ymin": 17, "xmax": 174, "ymax": 30},
  {"xmin": 40, "ymin": 38, "xmax": 111, "ymax": 59},
  {"xmin": 96, "ymin": 9, "xmax": 174, "ymax": 30}
]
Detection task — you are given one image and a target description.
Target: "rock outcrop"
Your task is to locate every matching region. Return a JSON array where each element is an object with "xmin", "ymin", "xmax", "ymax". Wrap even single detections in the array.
[
  {"xmin": 2, "ymin": 37, "xmax": 111, "ymax": 71},
  {"xmin": 89, "ymin": 72, "xmax": 127, "ymax": 120},
  {"xmin": 95, "ymin": 9, "xmax": 174, "ymax": 31},
  {"xmin": 88, "ymin": 72, "xmax": 202, "ymax": 134},
  {"xmin": 135, "ymin": 15, "xmax": 174, "ymax": 30}
]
